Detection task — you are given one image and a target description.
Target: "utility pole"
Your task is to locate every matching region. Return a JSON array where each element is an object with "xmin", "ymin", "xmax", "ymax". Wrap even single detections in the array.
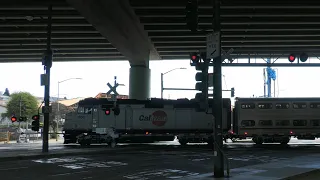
[
  {"xmin": 212, "ymin": 0, "xmax": 224, "ymax": 178},
  {"xmin": 42, "ymin": 4, "xmax": 53, "ymax": 153}
]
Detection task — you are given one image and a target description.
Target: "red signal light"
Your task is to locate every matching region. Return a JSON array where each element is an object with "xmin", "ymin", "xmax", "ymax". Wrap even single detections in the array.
[
  {"xmin": 32, "ymin": 115, "xmax": 40, "ymax": 120},
  {"xmin": 288, "ymin": 54, "xmax": 296, "ymax": 62},
  {"xmin": 191, "ymin": 55, "xmax": 197, "ymax": 60},
  {"xmin": 11, "ymin": 116, "xmax": 17, "ymax": 122},
  {"xmin": 105, "ymin": 110, "xmax": 110, "ymax": 115}
]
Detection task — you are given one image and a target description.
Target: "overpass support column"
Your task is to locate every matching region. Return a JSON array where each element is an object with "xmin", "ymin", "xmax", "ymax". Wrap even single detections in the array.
[{"xmin": 129, "ymin": 63, "xmax": 151, "ymax": 100}]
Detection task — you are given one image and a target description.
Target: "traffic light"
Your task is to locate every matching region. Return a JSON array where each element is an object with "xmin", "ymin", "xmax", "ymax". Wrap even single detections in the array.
[
  {"xmin": 194, "ymin": 57, "xmax": 209, "ymax": 111},
  {"xmin": 231, "ymin": 87, "xmax": 235, "ymax": 97},
  {"xmin": 18, "ymin": 117, "xmax": 27, "ymax": 122},
  {"xmin": 31, "ymin": 114, "xmax": 40, "ymax": 131},
  {"xmin": 288, "ymin": 54, "xmax": 296, "ymax": 62},
  {"xmin": 288, "ymin": 53, "xmax": 308, "ymax": 62},
  {"xmin": 190, "ymin": 52, "xmax": 200, "ymax": 65},
  {"xmin": 11, "ymin": 116, "xmax": 17, "ymax": 123},
  {"xmin": 186, "ymin": 0, "xmax": 198, "ymax": 32}
]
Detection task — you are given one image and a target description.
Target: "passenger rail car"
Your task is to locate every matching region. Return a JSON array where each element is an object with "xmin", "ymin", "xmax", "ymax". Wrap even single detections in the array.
[
  {"xmin": 232, "ymin": 97, "xmax": 320, "ymax": 144},
  {"xmin": 63, "ymin": 98, "xmax": 232, "ymax": 147}
]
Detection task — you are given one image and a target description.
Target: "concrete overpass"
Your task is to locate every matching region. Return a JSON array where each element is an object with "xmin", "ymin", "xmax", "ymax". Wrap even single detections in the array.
[{"xmin": 1, "ymin": 0, "xmax": 320, "ymax": 99}]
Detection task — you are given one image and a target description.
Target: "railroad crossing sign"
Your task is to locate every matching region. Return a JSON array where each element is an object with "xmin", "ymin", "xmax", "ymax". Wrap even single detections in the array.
[
  {"xmin": 222, "ymin": 48, "xmax": 234, "ymax": 62},
  {"xmin": 206, "ymin": 32, "xmax": 220, "ymax": 59},
  {"xmin": 107, "ymin": 82, "xmax": 119, "ymax": 96}
]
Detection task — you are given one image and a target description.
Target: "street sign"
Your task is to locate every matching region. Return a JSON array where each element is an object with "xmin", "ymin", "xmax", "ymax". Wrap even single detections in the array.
[
  {"xmin": 206, "ymin": 32, "xmax": 220, "ymax": 59},
  {"xmin": 42, "ymin": 106, "xmax": 52, "ymax": 113},
  {"xmin": 40, "ymin": 74, "xmax": 48, "ymax": 86},
  {"xmin": 106, "ymin": 82, "xmax": 119, "ymax": 96},
  {"xmin": 208, "ymin": 73, "xmax": 214, "ymax": 87}
]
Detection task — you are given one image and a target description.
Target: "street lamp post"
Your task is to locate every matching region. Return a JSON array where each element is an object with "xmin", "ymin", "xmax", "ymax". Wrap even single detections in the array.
[
  {"xmin": 56, "ymin": 77, "xmax": 82, "ymax": 141},
  {"xmin": 161, "ymin": 68, "xmax": 186, "ymax": 99}
]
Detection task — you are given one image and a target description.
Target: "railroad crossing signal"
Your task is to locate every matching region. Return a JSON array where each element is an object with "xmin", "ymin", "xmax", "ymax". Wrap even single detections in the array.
[
  {"xmin": 288, "ymin": 53, "xmax": 308, "ymax": 63},
  {"xmin": 106, "ymin": 82, "xmax": 119, "ymax": 96},
  {"xmin": 11, "ymin": 116, "xmax": 17, "ymax": 123},
  {"xmin": 31, "ymin": 114, "xmax": 40, "ymax": 131}
]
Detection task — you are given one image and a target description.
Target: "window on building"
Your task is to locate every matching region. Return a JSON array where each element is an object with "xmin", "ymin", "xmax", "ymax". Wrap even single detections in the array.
[
  {"xmin": 275, "ymin": 103, "xmax": 290, "ymax": 109},
  {"xmin": 241, "ymin": 103, "xmax": 255, "ymax": 109},
  {"xmin": 259, "ymin": 120, "xmax": 273, "ymax": 126},
  {"xmin": 241, "ymin": 120, "xmax": 255, "ymax": 127},
  {"xmin": 293, "ymin": 120, "xmax": 307, "ymax": 126},
  {"xmin": 275, "ymin": 120, "xmax": 290, "ymax": 126}
]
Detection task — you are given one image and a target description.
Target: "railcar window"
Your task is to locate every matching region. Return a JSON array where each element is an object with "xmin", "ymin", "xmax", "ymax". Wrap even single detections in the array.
[
  {"xmin": 241, "ymin": 103, "xmax": 255, "ymax": 109},
  {"xmin": 258, "ymin": 103, "xmax": 273, "ymax": 109},
  {"xmin": 275, "ymin": 120, "xmax": 290, "ymax": 126},
  {"xmin": 84, "ymin": 108, "xmax": 92, "ymax": 114},
  {"xmin": 241, "ymin": 120, "xmax": 255, "ymax": 127},
  {"xmin": 311, "ymin": 120, "xmax": 320, "ymax": 126},
  {"xmin": 275, "ymin": 103, "xmax": 290, "ymax": 109},
  {"xmin": 293, "ymin": 120, "xmax": 307, "ymax": 126},
  {"xmin": 259, "ymin": 120, "xmax": 273, "ymax": 126},
  {"xmin": 292, "ymin": 103, "xmax": 307, "ymax": 109},
  {"xmin": 310, "ymin": 103, "xmax": 320, "ymax": 108},
  {"xmin": 77, "ymin": 107, "xmax": 84, "ymax": 114}
]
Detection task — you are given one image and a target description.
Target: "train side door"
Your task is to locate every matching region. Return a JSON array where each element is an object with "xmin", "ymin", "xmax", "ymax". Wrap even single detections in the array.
[
  {"xmin": 92, "ymin": 106, "xmax": 99, "ymax": 132},
  {"xmin": 125, "ymin": 105, "xmax": 133, "ymax": 130}
]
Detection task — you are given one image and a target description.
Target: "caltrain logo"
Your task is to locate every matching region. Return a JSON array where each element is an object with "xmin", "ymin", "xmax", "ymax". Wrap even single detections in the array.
[{"xmin": 139, "ymin": 110, "xmax": 168, "ymax": 126}]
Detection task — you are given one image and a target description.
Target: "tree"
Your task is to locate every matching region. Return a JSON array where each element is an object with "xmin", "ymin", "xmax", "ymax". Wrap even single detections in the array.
[
  {"xmin": 4, "ymin": 92, "xmax": 38, "ymax": 119},
  {"xmin": 3, "ymin": 88, "xmax": 10, "ymax": 96},
  {"xmin": 49, "ymin": 101, "xmax": 74, "ymax": 132}
]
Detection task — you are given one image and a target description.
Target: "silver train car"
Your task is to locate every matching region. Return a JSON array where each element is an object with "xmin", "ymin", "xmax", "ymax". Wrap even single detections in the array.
[{"xmin": 231, "ymin": 97, "xmax": 320, "ymax": 144}]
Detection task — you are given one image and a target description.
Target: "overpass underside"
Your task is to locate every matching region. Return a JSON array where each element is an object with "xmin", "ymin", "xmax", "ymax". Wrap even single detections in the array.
[{"xmin": 2, "ymin": 0, "xmax": 320, "ymax": 99}]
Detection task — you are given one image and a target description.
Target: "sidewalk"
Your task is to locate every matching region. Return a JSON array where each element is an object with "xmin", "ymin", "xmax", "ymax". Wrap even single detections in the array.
[{"xmin": 183, "ymin": 154, "xmax": 320, "ymax": 180}]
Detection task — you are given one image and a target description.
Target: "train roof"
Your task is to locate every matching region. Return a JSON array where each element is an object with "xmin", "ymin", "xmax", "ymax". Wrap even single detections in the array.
[
  {"xmin": 78, "ymin": 98, "xmax": 231, "ymax": 106},
  {"xmin": 235, "ymin": 97, "xmax": 320, "ymax": 102}
]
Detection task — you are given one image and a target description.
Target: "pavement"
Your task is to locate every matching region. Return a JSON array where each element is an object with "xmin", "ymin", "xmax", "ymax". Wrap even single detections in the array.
[{"xmin": 0, "ymin": 138, "xmax": 319, "ymax": 179}]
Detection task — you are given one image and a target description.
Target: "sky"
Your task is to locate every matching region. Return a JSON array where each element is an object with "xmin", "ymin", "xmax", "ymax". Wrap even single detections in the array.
[{"xmin": 1, "ymin": 57, "xmax": 320, "ymax": 100}]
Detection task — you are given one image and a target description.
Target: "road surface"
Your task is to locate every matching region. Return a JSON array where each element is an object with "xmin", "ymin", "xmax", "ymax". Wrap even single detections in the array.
[{"xmin": 0, "ymin": 142, "xmax": 319, "ymax": 180}]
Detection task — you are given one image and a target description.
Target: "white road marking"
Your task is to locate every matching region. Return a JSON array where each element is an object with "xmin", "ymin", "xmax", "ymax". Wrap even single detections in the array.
[
  {"xmin": 0, "ymin": 167, "xmax": 28, "ymax": 171},
  {"xmin": 51, "ymin": 170, "xmax": 90, "ymax": 177}
]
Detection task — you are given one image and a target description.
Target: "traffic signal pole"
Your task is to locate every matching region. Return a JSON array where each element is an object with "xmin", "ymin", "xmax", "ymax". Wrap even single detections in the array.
[
  {"xmin": 42, "ymin": 5, "xmax": 53, "ymax": 153},
  {"xmin": 212, "ymin": 0, "xmax": 224, "ymax": 178}
]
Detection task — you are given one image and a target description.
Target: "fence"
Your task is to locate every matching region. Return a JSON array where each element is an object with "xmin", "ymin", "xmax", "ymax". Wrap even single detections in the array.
[{"xmin": 0, "ymin": 131, "xmax": 10, "ymax": 143}]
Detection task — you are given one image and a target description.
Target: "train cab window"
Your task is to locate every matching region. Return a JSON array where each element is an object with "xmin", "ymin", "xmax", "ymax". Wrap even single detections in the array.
[
  {"xmin": 275, "ymin": 120, "xmax": 290, "ymax": 126},
  {"xmin": 241, "ymin": 120, "xmax": 255, "ymax": 127},
  {"xmin": 311, "ymin": 120, "xmax": 320, "ymax": 126},
  {"xmin": 310, "ymin": 103, "xmax": 320, "ymax": 109},
  {"xmin": 258, "ymin": 103, "xmax": 273, "ymax": 109},
  {"xmin": 275, "ymin": 103, "xmax": 290, "ymax": 109},
  {"xmin": 77, "ymin": 107, "xmax": 84, "ymax": 114},
  {"xmin": 293, "ymin": 120, "xmax": 307, "ymax": 126},
  {"xmin": 84, "ymin": 108, "xmax": 92, "ymax": 114},
  {"xmin": 241, "ymin": 103, "xmax": 255, "ymax": 109},
  {"xmin": 259, "ymin": 120, "xmax": 273, "ymax": 126},
  {"xmin": 292, "ymin": 103, "xmax": 307, "ymax": 109}
]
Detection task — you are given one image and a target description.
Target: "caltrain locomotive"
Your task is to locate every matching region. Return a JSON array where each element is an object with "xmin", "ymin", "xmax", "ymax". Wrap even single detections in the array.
[
  {"xmin": 63, "ymin": 98, "xmax": 232, "ymax": 147},
  {"xmin": 63, "ymin": 97, "xmax": 320, "ymax": 146}
]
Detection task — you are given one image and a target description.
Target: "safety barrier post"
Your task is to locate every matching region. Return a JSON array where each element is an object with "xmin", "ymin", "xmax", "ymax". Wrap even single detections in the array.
[{"xmin": 214, "ymin": 141, "xmax": 230, "ymax": 177}]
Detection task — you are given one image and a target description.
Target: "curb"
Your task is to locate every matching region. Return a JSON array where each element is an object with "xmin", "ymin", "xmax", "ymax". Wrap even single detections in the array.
[
  {"xmin": 0, "ymin": 147, "xmax": 139, "ymax": 162},
  {"xmin": 281, "ymin": 169, "xmax": 320, "ymax": 180}
]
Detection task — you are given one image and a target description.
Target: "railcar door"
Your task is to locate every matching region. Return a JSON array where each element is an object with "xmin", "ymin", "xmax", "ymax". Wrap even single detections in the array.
[
  {"xmin": 92, "ymin": 106, "xmax": 99, "ymax": 132},
  {"xmin": 125, "ymin": 105, "xmax": 133, "ymax": 130}
]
